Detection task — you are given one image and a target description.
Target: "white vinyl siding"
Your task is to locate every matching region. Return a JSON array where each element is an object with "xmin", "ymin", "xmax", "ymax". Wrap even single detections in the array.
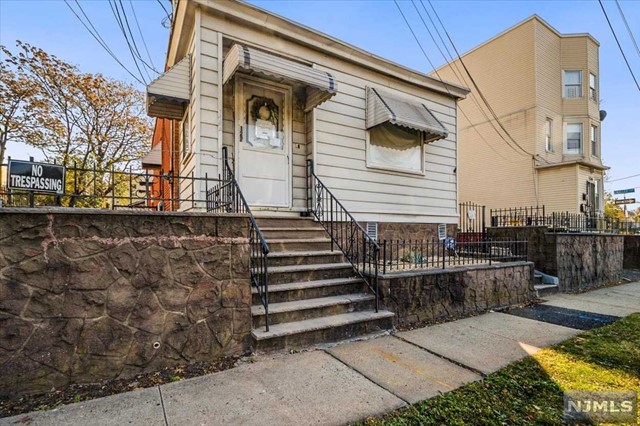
[
  {"xmin": 563, "ymin": 70, "xmax": 582, "ymax": 98},
  {"xmin": 181, "ymin": 110, "xmax": 191, "ymax": 159},
  {"xmin": 565, "ymin": 123, "xmax": 582, "ymax": 154}
]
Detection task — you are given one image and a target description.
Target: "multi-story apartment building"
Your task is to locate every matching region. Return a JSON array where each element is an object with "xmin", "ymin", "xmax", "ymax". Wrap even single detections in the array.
[{"xmin": 436, "ymin": 15, "xmax": 608, "ymax": 217}]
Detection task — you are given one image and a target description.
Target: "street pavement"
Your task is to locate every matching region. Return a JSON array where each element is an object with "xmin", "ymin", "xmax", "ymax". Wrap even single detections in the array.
[{"xmin": 2, "ymin": 281, "xmax": 638, "ymax": 426}]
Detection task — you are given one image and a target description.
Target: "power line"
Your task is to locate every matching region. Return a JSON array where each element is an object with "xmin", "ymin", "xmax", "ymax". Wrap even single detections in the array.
[
  {"xmin": 128, "ymin": 0, "xmax": 158, "ymax": 72},
  {"xmin": 614, "ymin": 0, "xmax": 640, "ymax": 59},
  {"xmin": 117, "ymin": 0, "xmax": 159, "ymax": 74},
  {"xmin": 108, "ymin": 0, "xmax": 148, "ymax": 83},
  {"xmin": 598, "ymin": 0, "xmax": 640, "ymax": 92},
  {"xmin": 608, "ymin": 173, "xmax": 640, "ymax": 182},
  {"xmin": 63, "ymin": 0, "xmax": 145, "ymax": 85},
  {"xmin": 156, "ymin": 0, "xmax": 170, "ymax": 17}
]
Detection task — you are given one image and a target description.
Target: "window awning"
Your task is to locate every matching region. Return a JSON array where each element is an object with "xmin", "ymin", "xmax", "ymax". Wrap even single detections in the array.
[
  {"xmin": 366, "ymin": 87, "xmax": 448, "ymax": 143},
  {"xmin": 147, "ymin": 55, "xmax": 190, "ymax": 120},
  {"xmin": 141, "ymin": 143, "xmax": 162, "ymax": 169},
  {"xmin": 223, "ymin": 44, "xmax": 338, "ymax": 112}
]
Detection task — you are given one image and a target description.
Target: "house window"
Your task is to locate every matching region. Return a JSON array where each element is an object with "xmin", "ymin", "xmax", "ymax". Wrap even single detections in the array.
[
  {"xmin": 565, "ymin": 123, "xmax": 582, "ymax": 154},
  {"xmin": 545, "ymin": 118, "xmax": 553, "ymax": 152},
  {"xmin": 589, "ymin": 73, "xmax": 597, "ymax": 101},
  {"xmin": 367, "ymin": 122, "xmax": 423, "ymax": 173},
  {"xmin": 180, "ymin": 111, "xmax": 190, "ymax": 159},
  {"xmin": 563, "ymin": 70, "xmax": 582, "ymax": 98},
  {"xmin": 590, "ymin": 125, "xmax": 598, "ymax": 157}
]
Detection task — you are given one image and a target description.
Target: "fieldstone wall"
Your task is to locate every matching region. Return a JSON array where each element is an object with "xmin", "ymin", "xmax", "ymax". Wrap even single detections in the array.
[
  {"xmin": 375, "ymin": 223, "xmax": 457, "ymax": 241},
  {"xmin": 487, "ymin": 227, "xmax": 624, "ymax": 292},
  {"xmin": 624, "ymin": 236, "xmax": 640, "ymax": 269},
  {"xmin": 0, "ymin": 209, "xmax": 251, "ymax": 396},
  {"xmin": 377, "ymin": 262, "xmax": 535, "ymax": 325}
]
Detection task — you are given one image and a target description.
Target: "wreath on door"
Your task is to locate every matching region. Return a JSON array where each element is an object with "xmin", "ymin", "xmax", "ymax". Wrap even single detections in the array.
[{"xmin": 249, "ymin": 96, "xmax": 280, "ymax": 129}]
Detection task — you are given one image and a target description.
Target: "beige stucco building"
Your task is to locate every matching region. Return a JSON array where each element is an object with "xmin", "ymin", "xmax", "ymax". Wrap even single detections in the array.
[{"xmin": 435, "ymin": 15, "xmax": 608, "ymax": 218}]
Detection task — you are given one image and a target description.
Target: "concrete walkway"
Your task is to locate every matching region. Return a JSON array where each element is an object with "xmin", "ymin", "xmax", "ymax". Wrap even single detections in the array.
[{"xmin": 3, "ymin": 281, "xmax": 638, "ymax": 426}]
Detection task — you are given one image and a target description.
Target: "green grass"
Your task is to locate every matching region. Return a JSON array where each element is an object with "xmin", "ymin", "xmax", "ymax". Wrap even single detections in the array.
[{"xmin": 363, "ymin": 313, "xmax": 640, "ymax": 426}]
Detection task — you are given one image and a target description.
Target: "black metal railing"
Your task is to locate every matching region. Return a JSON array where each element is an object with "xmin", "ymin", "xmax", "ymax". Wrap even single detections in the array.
[
  {"xmin": 381, "ymin": 238, "xmax": 528, "ymax": 273},
  {"xmin": 458, "ymin": 201, "xmax": 486, "ymax": 242},
  {"xmin": 207, "ymin": 147, "xmax": 271, "ymax": 331},
  {"xmin": 307, "ymin": 160, "xmax": 379, "ymax": 312},
  {"xmin": 0, "ymin": 161, "xmax": 221, "ymax": 211},
  {"xmin": 490, "ymin": 206, "xmax": 639, "ymax": 234}
]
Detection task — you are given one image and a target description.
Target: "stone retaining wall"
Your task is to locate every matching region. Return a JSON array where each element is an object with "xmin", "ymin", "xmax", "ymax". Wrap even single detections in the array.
[
  {"xmin": 624, "ymin": 235, "xmax": 640, "ymax": 269},
  {"xmin": 0, "ymin": 209, "xmax": 251, "ymax": 396},
  {"xmin": 488, "ymin": 227, "xmax": 624, "ymax": 292},
  {"xmin": 377, "ymin": 262, "xmax": 535, "ymax": 325}
]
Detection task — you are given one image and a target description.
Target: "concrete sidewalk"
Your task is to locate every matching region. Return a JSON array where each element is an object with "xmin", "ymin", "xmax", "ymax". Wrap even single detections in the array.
[{"xmin": 3, "ymin": 281, "xmax": 638, "ymax": 426}]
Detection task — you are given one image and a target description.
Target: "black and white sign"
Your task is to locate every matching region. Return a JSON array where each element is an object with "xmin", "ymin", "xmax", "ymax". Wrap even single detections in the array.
[{"xmin": 8, "ymin": 160, "xmax": 66, "ymax": 195}]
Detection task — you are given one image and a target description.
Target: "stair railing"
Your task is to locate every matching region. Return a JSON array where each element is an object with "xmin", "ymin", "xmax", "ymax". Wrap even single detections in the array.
[
  {"xmin": 207, "ymin": 147, "xmax": 271, "ymax": 331},
  {"xmin": 306, "ymin": 160, "xmax": 379, "ymax": 312}
]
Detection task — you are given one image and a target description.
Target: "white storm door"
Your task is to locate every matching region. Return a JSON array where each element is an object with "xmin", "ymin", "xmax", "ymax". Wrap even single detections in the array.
[{"xmin": 236, "ymin": 79, "xmax": 291, "ymax": 207}]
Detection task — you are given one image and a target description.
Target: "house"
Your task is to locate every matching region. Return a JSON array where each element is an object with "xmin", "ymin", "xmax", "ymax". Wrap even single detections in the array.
[
  {"xmin": 144, "ymin": 0, "xmax": 469, "ymax": 348},
  {"xmin": 435, "ymin": 15, "xmax": 608, "ymax": 218},
  {"xmin": 146, "ymin": 0, "xmax": 468, "ymax": 239}
]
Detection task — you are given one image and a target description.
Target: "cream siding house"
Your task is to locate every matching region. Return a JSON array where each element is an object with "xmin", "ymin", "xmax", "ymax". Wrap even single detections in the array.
[
  {"xmin": 146, "ymin": 0, "xmax": 468, "ymax": 239},
  {"xmin": 434, "ymin": 15, "xmax": 608, "ymax": 217}
]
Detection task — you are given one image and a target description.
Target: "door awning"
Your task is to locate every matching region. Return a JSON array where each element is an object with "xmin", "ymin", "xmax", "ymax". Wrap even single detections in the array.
[
  {"xmin": 141, "ymin": 143, "xmax": 162, "ymax": 169},
  {"xmin": 223, "ymin": 44, "xmax": 338, "ymax": 112},
  {"xmin": 147, "ymin": 55, "xmax": 190, "ymax": 120},
  {"xmin": 366, "ymin": 87, "xmax": 448, "ymax": 142}
]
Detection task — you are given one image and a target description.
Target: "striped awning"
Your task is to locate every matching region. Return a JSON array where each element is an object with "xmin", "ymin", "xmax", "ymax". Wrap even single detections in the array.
[
  {"xmin": 366, "ymin": 87, "xmax": 448, "ymax": 142},
  {"xmin": 141, "ymin": 143, "xmax": 162, "ymax": 169},
  {"xmin": 223, "ymin": 44, "xmax": 337, "ymax": 112},
  {"xmin": 147, "ymin": 55, "xmax": 190, "ymax": 120}
]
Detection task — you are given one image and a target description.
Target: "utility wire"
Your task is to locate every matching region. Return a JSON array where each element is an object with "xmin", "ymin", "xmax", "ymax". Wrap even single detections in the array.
[
  {"xmin": 614, "ymin": 0, "xmax": 640, "ymax": 59},
  {"xmin": 608, "ymin": 173, "xmax": 640, "ymax": 182},
  {"xmin": 128, "ymin": 0, "xmax": 158, "ymax": 73},
  {"xmin": 156, "ymin": 0, "xmax": 170, "ymax": 17},
  {"xmin": 108, "ymin": 0, "xmax": 148, "ymax": 83},
  {"xmin": 63, "ymin": 0, "xmax": 145, "ymax": 85},
  {"xmin": 400, "ymin": 0, "xmax": 509, "ymax": 160},
  {"xmin": 118, "ymin": 0, "xmax": 160, "ymax": 74},
  {"xmin": 598, "ymin": 0, "xmax": 640, "ymax": 92}
]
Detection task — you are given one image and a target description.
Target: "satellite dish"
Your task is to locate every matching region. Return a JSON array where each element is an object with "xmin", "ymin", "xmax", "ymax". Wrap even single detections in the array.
[{"xmin": 600, "ymin": 110, "xmax": 607, "ymax": 121}]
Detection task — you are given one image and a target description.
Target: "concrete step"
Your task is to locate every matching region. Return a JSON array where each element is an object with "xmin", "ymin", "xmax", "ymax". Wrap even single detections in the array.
[
  {"xmin": 255, "ymin": 217, "xmax": 321, "ymax": 229},
  {"xmin": 267, "ymin": 238, "xmax": 332, "ymax": 253},
  {"xmin": 534, "ymin": 273, "xmax": 544, "ymax": 285},
  {"xmin": 535, "ymin": 284, "xmax": 560, "ymax": 298},
  {"xmin": 267, "ymin": 250, "xmax": 344, "ymax": 267},
  {"xmin": 252, "ymin": 310, "xmax": 395, "ymax": 351},
  {"xmin": 252, "ymin": 277, "xmax": 366, "ymax": 304},
  {"xmin": 261, "ymin": 227, "xmax": 328, "ymax": 240},
  {"xmin": 268, "ymin": 263, "xmax": 355, "ymax": 285},
  {"xmin": 252, "ymin": 293, "xmax": 375, "ymax": 327}
]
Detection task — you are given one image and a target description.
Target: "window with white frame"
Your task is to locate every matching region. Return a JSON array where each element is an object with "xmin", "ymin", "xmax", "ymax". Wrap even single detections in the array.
[
  {"xmin": 563, "ymin": 70, "xmax": 582, "ymax": 98},
  {"xmin": 589, "ymin": 73, "xmax": 597, "ymax": 101},
  {"xmin": 545, "ymin": 118, "xmax": 553, "ymax": 152},
  {"xmin": 367, "ymin": 122, "xmax": 424, "ymax": 173},
  {"xmin": 565, "ymin": 123, "xmax": 583, "ymax": 154},
  {"xmin": 180, "ymin": 110, "xmax": 190, "ymax": 159},
  {"xmin": 591, "ymin": 124, "xmax": 598, "ymax": 157}
]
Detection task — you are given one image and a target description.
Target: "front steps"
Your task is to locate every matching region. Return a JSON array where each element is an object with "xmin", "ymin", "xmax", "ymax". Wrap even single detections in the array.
[{"xmin": 251, "ymin": 217, "xmax": 394, "ymax": 351}]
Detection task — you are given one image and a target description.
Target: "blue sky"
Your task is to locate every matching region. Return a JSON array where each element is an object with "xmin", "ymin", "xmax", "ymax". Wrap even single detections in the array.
[{"xmin": 1, "ymin": 0, "xmax": 639, "ymax": 204}]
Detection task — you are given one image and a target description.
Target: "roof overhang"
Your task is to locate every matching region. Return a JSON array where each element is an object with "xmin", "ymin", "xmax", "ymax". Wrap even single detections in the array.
[
  {"xmin": 146, "ymin": 55, "xmax": 190, "ymax": 120},
  {"xmin": 366, "ymin": 87, "xmax": 448, "ymax": 142},
  {"xmin": 223, "ymin": 44, "xmax": 338, "ymax": 112},
  {"xmin": 141, "ymin": 144, "xmax": 162, "ymax": 169},
  {"xmin": 535, "ymin": 159, "xmax": 610, "ymax": 171}
]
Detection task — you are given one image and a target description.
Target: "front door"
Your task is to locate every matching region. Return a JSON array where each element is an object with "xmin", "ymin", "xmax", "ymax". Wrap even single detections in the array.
[{"xmin": 236, "ymin": 78, "xmax": 291, "ymax": 208}]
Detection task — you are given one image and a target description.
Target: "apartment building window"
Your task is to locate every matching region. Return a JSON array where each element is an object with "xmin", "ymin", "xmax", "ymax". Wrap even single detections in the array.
[
  {"xmin": 565, "ymin": 123, "xmax": 582, "ymax": 154},
  {"xmin": 589, "ymin": 73, "xmax": 597, "ymax": 101},
  {"xmin": 591, "ymin": 124, "xmax": 598, "ymax": 157},
  {"xmin": 545, "ymin": 118, "xmax": 553, "ymax": 152},
  {"xmin": 563, "ymin": 70, "xmax": 582, "ymax": 98}
]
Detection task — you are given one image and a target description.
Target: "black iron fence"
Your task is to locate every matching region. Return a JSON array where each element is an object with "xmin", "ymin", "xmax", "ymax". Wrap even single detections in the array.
[
  {"xmin": 207, "ymin": 147, "xmax": 271, "ymax": 331},
  {"xmin": 1, "ymin": 162, "xmax": 221, "ymax": 211},
  {"xmin": 380, "ymin": 238, "xmax": 528, "ymax": 273},
  {"xmin": 307, "ymin": 159, "xmax": 379, "ymax": 312},
  {"xmin": 490, "ymin": 206, "xmax": 638, "ymax": 234},
  {"xmin": 458, "ymin": 201, "xmax": 486, "ymax": 242}
]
